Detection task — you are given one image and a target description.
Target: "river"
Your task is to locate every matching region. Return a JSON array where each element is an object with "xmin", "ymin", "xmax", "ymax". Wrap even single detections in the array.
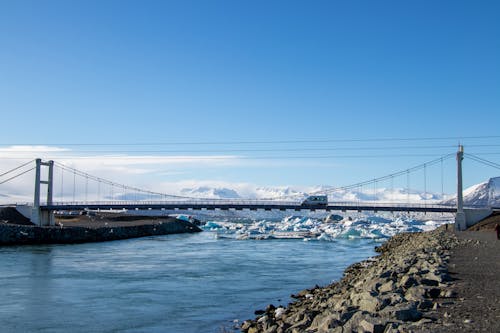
[{"xmin": 0, "ymin": 231, "xmax": 377, "ymax": 333}]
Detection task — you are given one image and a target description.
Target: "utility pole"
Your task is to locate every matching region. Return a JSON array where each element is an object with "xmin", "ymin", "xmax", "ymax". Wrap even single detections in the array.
[{"xmin": 455, "ymin": 145, "xmax": 466, "ymax": 230}]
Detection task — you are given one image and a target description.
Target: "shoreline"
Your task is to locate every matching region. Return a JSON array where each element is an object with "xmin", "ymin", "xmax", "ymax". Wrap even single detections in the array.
[
  {"xmin": 0, "ymin": 211, "xmax": 202, "ymax": 245},
  {"xmin": 242, "ymin": 226, "xmax": 499, "ymax": 332}
]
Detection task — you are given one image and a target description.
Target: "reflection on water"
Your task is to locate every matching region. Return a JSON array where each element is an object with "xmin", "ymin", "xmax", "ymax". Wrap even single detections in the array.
[{"xmin": 0, "ymin": 232, "xmax": 376, "ymax": 333}]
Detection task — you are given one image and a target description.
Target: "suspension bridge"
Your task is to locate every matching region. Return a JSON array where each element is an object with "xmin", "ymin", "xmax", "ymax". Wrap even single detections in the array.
[{"xmin": 1, "ymin": 145, "xmax": 499, "ymax": 230}]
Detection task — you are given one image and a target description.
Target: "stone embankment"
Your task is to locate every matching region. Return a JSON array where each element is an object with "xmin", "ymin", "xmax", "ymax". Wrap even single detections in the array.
[{"xmin": 242, "ymin": 226, "xmax": 464, "ymax": 333}]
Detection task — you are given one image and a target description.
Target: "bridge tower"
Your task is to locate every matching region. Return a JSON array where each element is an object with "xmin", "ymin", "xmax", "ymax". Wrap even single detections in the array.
[
  {"xmin": 455, "ymin": 145, "xmax": 466, "ymax": 230},
  {"xmin": 32, "ymin": 159, "xmax": 55, "ymax": 226}
]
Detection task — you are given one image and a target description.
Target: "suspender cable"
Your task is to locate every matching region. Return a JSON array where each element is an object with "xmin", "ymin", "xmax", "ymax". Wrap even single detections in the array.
[
  {"xmin": 85, "ymin": 175, "xmax": 88, "ymax": 203},
  {"xmin": 440, "ymin": 158, "xmax": 444, "ymax": 199},
  {"xmin": 390, "ymin": 176, "xmax": 394, "ymax": 202},
  {"xmin": 423, "ymin": 163, "xmax": 427, "ymax": 202},
  {"xmin": 406, "ymin": 170, "xmax": 410, "ymax": 204},
  {"xmin": 60, "ymin": 167, "xmax": 64, "ymax": 202}
]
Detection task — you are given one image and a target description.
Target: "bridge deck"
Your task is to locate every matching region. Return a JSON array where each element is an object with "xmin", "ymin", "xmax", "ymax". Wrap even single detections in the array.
[{"xmin": 41, "ymin": 202, "xmax": 457, "ymax": 213}]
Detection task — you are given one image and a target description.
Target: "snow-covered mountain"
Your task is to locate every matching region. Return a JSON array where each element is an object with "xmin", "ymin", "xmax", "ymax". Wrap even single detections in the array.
[
  {"xmin": 254, "ymin": 186, "xmax": 306, "ymax": 199},
  {"xmin": 175, "ymin": 185, "xmax": 448, "ymax": 203},
  {"xmin": 180, "ymin": 187, "xmax": 241, "ymax": 199},
  {"xmin": 114, "ymin": 177, "xmax": 500, "ymax": 207},
  {"xmin": 442, "ymin": 177, "xmax": 500, "ymax": 207},
  {"xmin": 325, "ymin": 187, "xmax": 443, "ymax": 203}
]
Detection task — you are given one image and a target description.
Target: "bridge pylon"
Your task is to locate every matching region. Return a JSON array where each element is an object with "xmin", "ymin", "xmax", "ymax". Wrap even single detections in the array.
[
  {"xmin": 32, "ymin": 159, "xmax": 55, "ymax": 226},
  {"xmin": 455, "ymin": 145, "xmax": 466, "ymax": 230}
]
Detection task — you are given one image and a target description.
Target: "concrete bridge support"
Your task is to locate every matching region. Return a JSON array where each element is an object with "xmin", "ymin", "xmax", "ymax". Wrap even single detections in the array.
[
  {"xmin": 31, "ymin": 159, "xmax": 55, "ymax": 226},
  {"xmin": 463, "ymin": 208, "xmax": 493, "ymax": 228}
]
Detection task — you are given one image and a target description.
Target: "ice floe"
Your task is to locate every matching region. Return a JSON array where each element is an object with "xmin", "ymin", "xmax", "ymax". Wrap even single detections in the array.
[{"xmin": 202, "ymin": 213, "xmax": 453, "ymax": 241}]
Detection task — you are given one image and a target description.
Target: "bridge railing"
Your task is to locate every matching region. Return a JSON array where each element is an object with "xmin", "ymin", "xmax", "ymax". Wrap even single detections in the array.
[
  {"xmin": 47, "ymin": 199, "xmax": 302, "ymax": 207},
  {"xmin": 39, "ymin": 199, "xmax": 487, "ymax": 210}
]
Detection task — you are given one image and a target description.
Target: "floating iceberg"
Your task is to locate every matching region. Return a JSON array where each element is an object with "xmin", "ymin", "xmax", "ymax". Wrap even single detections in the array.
[{"xmin": 201, "ymin": 213, "xmax": 453, "ymax": 241}]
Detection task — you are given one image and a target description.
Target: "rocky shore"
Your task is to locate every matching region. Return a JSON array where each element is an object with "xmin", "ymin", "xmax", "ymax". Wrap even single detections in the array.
[{"xmin": 242, "ymin": 226, "xmax": 467, "ymax": 333}]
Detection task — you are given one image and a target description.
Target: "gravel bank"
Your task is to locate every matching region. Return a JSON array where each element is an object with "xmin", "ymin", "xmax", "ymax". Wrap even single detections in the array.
[
  {"xmin": 242, "ymin": 226, "xmax": 468, "ymax": 333},
  {"xmin": 416, "ymin": 229, "xmax": 500, "ymax": 332}
]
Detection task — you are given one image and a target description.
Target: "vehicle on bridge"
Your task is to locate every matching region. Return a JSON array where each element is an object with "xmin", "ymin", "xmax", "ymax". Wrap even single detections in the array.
[{"xmin": 301, "ymin": 195, "xmax": 328, "ymax": 207}]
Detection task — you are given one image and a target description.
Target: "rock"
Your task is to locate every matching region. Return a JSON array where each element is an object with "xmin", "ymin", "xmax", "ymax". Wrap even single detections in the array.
[
  {"xmin": 265, "ymin": 304, "xmax": 276, "ymax": 313},
  {"xmin": 392, "ymin": 303, "xmax": 423, "ymax": 322},
  {"xmin": 295, "ymin": 289, "xmax": 311, "ymax": 298},
  {"xmin": 358, "ymin": 319, "xmax": 386, "ymax": 333},
  {"xmin": 257, "ymin": 315, "xmax": 268, "ymax": 323},
  {"xmin": 421, "ymin": 278, "xmax": 439, "ymax": 287},
  {"xmin": 383, "ymin": 322, "xmax": 401, "ymax": 333},
  {"xmin": 358, "ymin": 296, "xmax": 380, "ymax": 313},
  {"xmin": 426, "ymin": 288, "xmax": 441, "ymax": 299},
  {"xmin": 286, "ymin": 314, "xmax": 312, "ymax": 331},
  {"xmin": 241, "ymin": 321, "xmax": 252, "ymax": 331},
  {"xmin": 399, "ymin": 275, "xmax": 417, "ymax": 289},
  {"xmin": 342, "ymin": 311, "xmax": 370, "ymax": 332},
  {"xmin": 379, "ymin": 292, "xmax": 405, "ymax": 307},
  {"xmin": 442, "ymin": 289, "xmax": 458, "ymax": 298},
  {"xmin": 248, "ymin": 327, "xmax": 259, "ymax": 333},
  {"xmin": 308, "ymin": 313, "xmax": 341, "ymax": 332},
  {"xmin": 274, "ymin": 307, "xmax": 286, "ymax": 319},
  {"xmin": 378, "ymin": 281, "xmax": 395, "ymax": 293},
  {"xmin": 404, "ymin": 286, "xmax": 426, "ymax": 302},
  {"xmin": 417, "ymin": 299, "xmax": 434, "ymax": 310}
]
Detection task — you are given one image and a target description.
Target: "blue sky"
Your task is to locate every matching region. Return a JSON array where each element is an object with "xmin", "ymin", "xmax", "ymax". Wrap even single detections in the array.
[{"xmin": 0, "ymin": 0, "xmax": 499, "ymax": 198}]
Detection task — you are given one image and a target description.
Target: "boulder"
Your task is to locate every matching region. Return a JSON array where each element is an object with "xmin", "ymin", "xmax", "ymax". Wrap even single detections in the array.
[{"xmin": 358, "ymin": 319, "xmax": 386, "ymax": 333}]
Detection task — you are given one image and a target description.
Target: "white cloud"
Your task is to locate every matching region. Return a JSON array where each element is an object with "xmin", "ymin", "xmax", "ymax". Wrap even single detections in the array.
[{"xmin": 0, "ymin": 145, "xmax": 70, "ymax": 153}]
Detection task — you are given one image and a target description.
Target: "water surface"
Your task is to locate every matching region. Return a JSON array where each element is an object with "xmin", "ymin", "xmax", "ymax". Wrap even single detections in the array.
[{"xmin": 0, "ymin": 232, "xmax": 377, "ymax": 332}]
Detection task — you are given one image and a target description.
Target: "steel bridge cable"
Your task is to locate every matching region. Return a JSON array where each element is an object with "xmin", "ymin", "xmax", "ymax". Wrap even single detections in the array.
[
  {"xmin": 0, "ymin": 159, "xmax": 35, "ymax": 178},
  {"xmin": 308, "ymin": 153, "xmax": 454, "ymax": 197},
  {"xmin": 53, "ymin": 162, "xmax": 206, "ymax": 201},
  {"xmin": 258, "ymin": 152, "xmax": 455, "ymax": 200},
  {"xmin": 52, "ymin": 152, "xmax": 455, "ymax": 202},
  {"xmin": 465, "ymin": 153, "xmax": 500, "ymax": 170},
  {"xmin": 0, "ymin": 167, "xmax": 36, "ymax": 185}
]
